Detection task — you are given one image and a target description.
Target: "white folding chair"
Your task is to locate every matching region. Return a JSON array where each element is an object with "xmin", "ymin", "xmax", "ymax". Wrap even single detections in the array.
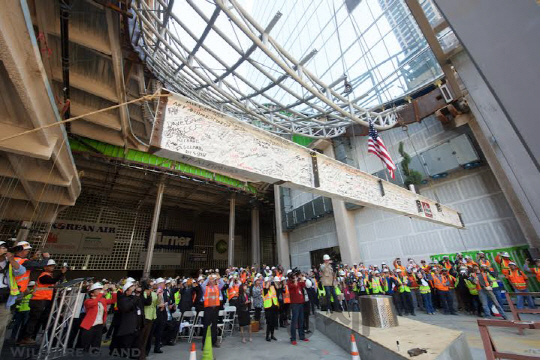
[
  {"xmin": 216, "ymin": 310, "xmax": 225, "ymax": 344},
  {"xmin": 177, "ymin": 311, "xmax": 196, "ymax": 342},
  {"xmin": 188, "ymin": 311, "xmax": 205, "ymax": 343},
  {"xmin": 222, "ymin": 306, "xmax": 236, "ymax": 336}
]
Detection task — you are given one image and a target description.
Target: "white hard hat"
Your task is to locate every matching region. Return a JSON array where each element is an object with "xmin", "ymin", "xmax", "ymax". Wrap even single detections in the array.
[
  {"xmin": 123, "ymin": 282, "xmax": 135, "ymax": 292},
  {"xmin": 339, "ymin": 270, "xmax": 345, "ymax": 276},
  {"xmin": 46, "ymin": 259, "xmax": 57, "ymax": 266},
  {"xmin": 287, "ymin": 269, "xmax": 292, "ymax": 274},
  {"xmin": 271, "ymin": 266, "xmax": 276, "ymax": 270},
  {"xmin": 264, "ymin": 277, "xmax": 270, "ymax": 282},
  {"xmin": 381, "ymin": 262, "xmax": 386, "ymax": 265},
  {"xmin": 323, "ymin": 254, "xmax": 330, "ymax": 261},
  {"xmin": 215, "ymin": 269, "xmax": 219, "ymax": 272},
  {"xmin": 305, "ymin": 279, "xmax": 313, "ymax": 288},
  {"xmin": 509, "ymin": 262, "xmax": 516, "ymax": 266},
  {"xmin": 156, "ymin": 277, "xmax": 165, "ymax": 284},
  {"xmin": 383, "ymin": 269, "xmax": 389, "ymax": 272},
  {"xmin": 374, "ymin": 270, "xmax": 380, "ymax": 274},
  {"xmin": 197, "ymin": 276, "xmax": 204, "ymax": 281},
  {"xmin": 90, "ymin": 283, "xmax": 104, "ymax": 291},
  {"xmin": 182, "ymin": 279, "xmax": 188, "ymax": 284},
  {"xmin": 165, "ymin": 279, "xmax": 171, "ymax": 284},
  {"xmin": 126, "ymin": 277, "xmax": 136, "ymax": 283},
  {"xmin": 28, "ymin": 281, "xmax": 36, "ymax": 287},
  {"xmin": 0, "ymin": 241, "xmax": 6, "ymax": 247},
  {"xmin": 396, "ymin": 269, "xmax": 402, "ymax": 272},
  {"xmin": 502, "ymin": 252, "xmax": 510, "ymax": 257},
  {"xmin": 266, "ymin": 266, "xmax": 270, "ymax": 270},
  {"xmin": 17, "ymin": 241, "xmax": 32, "ymax": 250}
]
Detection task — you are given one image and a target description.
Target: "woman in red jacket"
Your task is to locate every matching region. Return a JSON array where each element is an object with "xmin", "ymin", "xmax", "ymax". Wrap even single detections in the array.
[{"xmin": 80, "ymin": 282, "xmax": 117, "ymax": 352}]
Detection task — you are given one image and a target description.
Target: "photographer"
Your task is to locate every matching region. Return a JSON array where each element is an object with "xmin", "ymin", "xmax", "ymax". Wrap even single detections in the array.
[
  {"xmin": 319, "ymin": 254, "xmax": 340, "ymax": 313},
  {"xmin": 12, "ymin": 241, "xmax": 51, "ymax": 294},
  {"xmin": 0, "ymin": 240, "xmax": 26, "ymax": 354},
  {"xmin": 287, "ymin": 269, "xmax": 308, "ymax": 345}
]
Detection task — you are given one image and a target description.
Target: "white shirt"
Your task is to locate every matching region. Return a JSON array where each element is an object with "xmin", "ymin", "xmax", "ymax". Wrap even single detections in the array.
[{"xmin": 93, "ymin": 302, "xmax": 104, "ymax": 326}]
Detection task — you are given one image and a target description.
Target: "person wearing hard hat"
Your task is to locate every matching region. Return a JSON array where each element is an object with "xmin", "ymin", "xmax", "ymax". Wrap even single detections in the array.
[
  {"xmin": 263, "ymin": 276, "xmax": 279, "ymax": 342},
  {"xmin": 139, "ymin": 279, "xmax": 158, "ymax": 360},
  {"xmin": 495, "ymin": 252, "xmax": 514, "ymax": 276},
  {"xmin": 0, "ymin": 240, "xmax": 26, "ymax": 353},
  {"xmin": 110, "ymin": 281, "xmax": 144, "ymax": 358},
  {"xmin": 469, "ymin": 265, "xmax": 507, "ymax": 319},
  {"xmin": 200, "ymin": 272, "xmax": 225, "ymax": 349},
  {"xmin": 12, "ymin": 241, "xmax": 50, "ymax": 296},
  {"xmin": 506, "ymin": 262, "xmax": 536, "ymax": 310},
  {"xmin": 80, "ymin": 283, "xmax": 118, "ymax": 352},
  {"xmin": 20, "ymin": 259, "xmax": 68, "ymax": 345},
  {"xmin": 320, "ymin": 254, "xmax": 340, "ymax": 314}
]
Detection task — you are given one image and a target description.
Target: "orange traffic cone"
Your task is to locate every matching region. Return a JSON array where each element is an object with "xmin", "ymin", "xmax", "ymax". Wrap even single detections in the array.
[
  {"xmin": 350, "ymin": 334, "xmax": 361, "ymax": 360},
  {"xmin": 189, "ymin": 342, "xmax": 197, "ymax": 360}
]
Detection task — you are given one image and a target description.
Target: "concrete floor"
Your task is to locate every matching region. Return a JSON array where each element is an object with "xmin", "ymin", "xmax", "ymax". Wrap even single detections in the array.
[
  {"xmin": 411, "ymin": 313, "xmax": 540, "ymax": 360},
  {"xmin": 3, "ymin": 313, "xmax": 538, "ymax": 359}
]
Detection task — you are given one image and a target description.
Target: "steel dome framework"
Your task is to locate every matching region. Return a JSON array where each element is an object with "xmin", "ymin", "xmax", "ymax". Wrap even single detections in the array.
[{"xmin": 130, "ymin": 0, "xmax": 443, "ymax": 138}]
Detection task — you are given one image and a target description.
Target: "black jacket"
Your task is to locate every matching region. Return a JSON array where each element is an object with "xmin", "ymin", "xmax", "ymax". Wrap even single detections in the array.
[{"xmin": 116, "ymin": 294, "xmax": 144, "ymax": 336}]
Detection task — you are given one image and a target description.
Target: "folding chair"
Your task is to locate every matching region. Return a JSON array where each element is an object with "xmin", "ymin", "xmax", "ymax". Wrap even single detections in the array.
[
  {"xmin": 188, "ymin": 311, "xmax": 204, "ymax": 343},
  {"xmin": 177, "ymin": 311, "xmax": 196, "ymax": 342},
  {"xmin": 222, "ymin": 306, "xmax": 236, "ymax": 336},
  {"xmin": 217, "ymin": 310, "xmax": 225, "ymax": 344}
]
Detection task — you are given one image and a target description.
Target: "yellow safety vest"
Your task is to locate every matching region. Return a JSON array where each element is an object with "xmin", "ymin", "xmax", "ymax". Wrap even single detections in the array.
[
  {"xmin": 9, "ymin": 264, "xmax": 20, "ymax": 296},
  {"xmin": 16, "ymin": 292, "xmax": 32, "ymax": 312},
  {"xmin": 263, "ymin": 287, "xmax": 278, "ymax": 308}
]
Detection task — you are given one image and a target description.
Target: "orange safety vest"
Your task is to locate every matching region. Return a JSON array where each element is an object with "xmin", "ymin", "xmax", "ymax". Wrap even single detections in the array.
[
  {"xmin": 204, "ymin": 285, "xmax": 220, "ymax": 307},
  {"xmin": 472, "ymin": 273, "xmax": 489, "ymax": 291},
  {"xmin": 395, "ymin": 264, "xmax": 406, "ymax": 273},
  {"xmin": 32, "ymin": 271, "xmax": 54, "ymax": 301},
  {"xmin": 227, "ymin": 285, "xmax": 239, "ymax": 300},
  {"xmin": 283, "ymin": 285, "xmax": 290, "ymax": 304},
  {"xmin": 448, "ymin": 275, "xmax": 457, "ymax": 289},
  {"xmin": 507, "ymin": 269, "xmax": 527, "ymax": 290},
  {"xmin": 495, "ymin": 256, "xmax": 512, "ymax": 276},
  {"xmin": 408, "ymin": 274, "xmax": 419, "ymax": 289},
  {"xmin": 442, "ymin": 261, "xmax": 453, "ymax": 271},
  {"xmin": 433, "ymin": 275, "xmax": 449, "ymax": 291},
  {"xmin": 531, "ymin": 267, "xmax": 540, "ymax": 282},
  {"xmin": 241, "ymin": 273, "xmax": 247, "ymax": 284},
  {"xmin": 479, "ymin": 259, "xmax": 494, "ymax": 272},
  {"xmin": 14, "ymin": 257, "xmax": 30, "ymax": 292}
]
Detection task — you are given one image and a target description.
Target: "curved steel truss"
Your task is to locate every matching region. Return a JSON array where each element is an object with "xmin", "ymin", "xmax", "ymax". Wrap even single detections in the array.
[{"xmin": 130, "ymin": 0, "xmax": 440, "ymax": 138}]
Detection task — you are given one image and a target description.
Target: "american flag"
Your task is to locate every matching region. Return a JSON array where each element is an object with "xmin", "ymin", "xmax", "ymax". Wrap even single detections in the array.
[{"xmin": 368, "ymin": 120, "xmax": 396, "ymax": 179}]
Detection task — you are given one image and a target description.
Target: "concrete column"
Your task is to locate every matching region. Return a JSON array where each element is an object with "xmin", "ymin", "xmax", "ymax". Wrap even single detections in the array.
[
  {"xmin": 251, "ymin": 206, "xmax": 260, "ymax": 267},
  {"xmin": 321, "ymin": 144, "xmax": 362, "ymax": 265},
  {"xmin": 228, "ymin": 194, "xmax": 236, "ymax": 267},
  {"xmin": 143, "ymin": 181, "xmax": 166, "ymax": 278},
  {"xmin": 274, "ymin": 185, "xmax": 291, "ymax": 269}
]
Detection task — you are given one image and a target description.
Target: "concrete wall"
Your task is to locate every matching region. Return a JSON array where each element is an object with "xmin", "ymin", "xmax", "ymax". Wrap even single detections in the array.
[
  {"xmin": 354, "ymin": 167, "xmax": 526, "ymax": 265},
  {"xmin": 289, "ymin": 216, "xmax": 338, "ymax": 271}
]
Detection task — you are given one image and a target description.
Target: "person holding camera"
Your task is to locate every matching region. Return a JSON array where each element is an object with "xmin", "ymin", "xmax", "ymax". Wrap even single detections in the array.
[
  {"xmin": 0, "ymin": 240, "xmax": 26, "ymax": 354},
  {"xmin": 19, "ymin": 259, "xmax": 68, "ymax": 345},
  {"xmin": 12, "ymin": 241, "xmax": 51, "ymax": 295},
  {"xmin": 320, "ymin": 254, "xmax": 340, "ymax": 313},
  {"xmin": 287, "ymin": 271, "xmax": 308, "ymax": 345}
]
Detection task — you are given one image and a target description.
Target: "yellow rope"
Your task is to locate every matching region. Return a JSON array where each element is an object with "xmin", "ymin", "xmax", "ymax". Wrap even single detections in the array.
[{"xmin": 0, "ymin": 91, "xmax": 170, "ymax": 143}]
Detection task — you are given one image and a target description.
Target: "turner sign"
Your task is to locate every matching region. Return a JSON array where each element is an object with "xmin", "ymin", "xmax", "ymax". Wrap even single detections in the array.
[
  {"xmin": 44, "ymin": 221, "xmax": 117, "ymax": 255},
  {"xmin": 148, "ymin": 230, "xmax": 195, "ymax": 250}
]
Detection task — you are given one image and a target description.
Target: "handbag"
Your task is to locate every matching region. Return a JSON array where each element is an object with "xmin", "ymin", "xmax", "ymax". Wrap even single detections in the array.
[{"xmin": 250, "ymin": 320, "xmax": 260, "ymax": 332}]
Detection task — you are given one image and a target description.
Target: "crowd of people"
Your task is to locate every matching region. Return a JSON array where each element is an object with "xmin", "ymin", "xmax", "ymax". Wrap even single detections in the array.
[{"xmin": 1, "ymin": 238, "xmax": 539, "ymax": 358}]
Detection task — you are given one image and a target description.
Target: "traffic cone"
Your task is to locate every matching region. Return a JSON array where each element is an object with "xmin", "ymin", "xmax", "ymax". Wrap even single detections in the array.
[
  {"xmin": 202, "ymin": 327, "xmax": 213, "ymax": 360},
  {"xmin": 189, "ymin": 343, "xmax": 197, "ymax": 360},
  {"xmin": 350, "ymin": 334, "xmax": 361, "ymax": 360}
]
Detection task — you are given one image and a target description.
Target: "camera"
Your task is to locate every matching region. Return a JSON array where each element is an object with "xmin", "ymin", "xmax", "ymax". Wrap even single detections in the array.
[
  {"xmin": 6, "ymin": 238, "xmax": 23, "ymax": 253},
  {"xmin": 290, "ymin": 267, "xmax": 302, "ymax": 278},
  {"xmin": 140, "ymin": 279, "xmax": 151, "ymax": 291}
]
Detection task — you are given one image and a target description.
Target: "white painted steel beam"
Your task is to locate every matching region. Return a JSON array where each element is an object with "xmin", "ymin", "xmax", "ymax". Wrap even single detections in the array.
[{"xmin": 150, "ymin": 91, "xmax": 464, "ymax": 229}]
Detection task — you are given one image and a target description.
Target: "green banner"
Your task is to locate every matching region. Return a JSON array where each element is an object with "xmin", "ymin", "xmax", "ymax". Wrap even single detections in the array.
[{"xmin": 430, "ymin": 245, "xmax": 539, "ymax": 291}]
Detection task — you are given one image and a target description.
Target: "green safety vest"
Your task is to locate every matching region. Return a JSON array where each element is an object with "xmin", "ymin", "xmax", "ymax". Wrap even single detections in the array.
[
  {"xmin": 371, "ymin": 278, "xmax": 384, "ymax": 294},
  {"xmin": 399, "ymin": 276, "xmax": 411, "ymax": 293},
  {"xmin": 419, "ymin": 284, "xmax": 430, "ymax": 294},
  {"xmin": 174, "ymin": 291, "xmax": 180, "ymax": 305},
  {"xmin": 263, "ymin": 287, "xmax": 278, "ymax": 308},
  {"xmin": 335, "ymin": 286, "xmax": 342, "ymax": 296},
  {"xmin": 488, "ymin": 274, "xmax": 499, "ymax": 288},
  {"xmin": 105, "ymin": 292, "xmax": 112, "ymax": 300},
  {"xmin": 317, "ymin": 287, "xmax": 326, "ymax": 298},
  {"xmin": 8, "ymin": 265, "xmax": 19, "ymax": 296},
  {"xmin": 464, "ymin": 279, "xmax": 478, "ymax": 295},
  {"xmin": 16, "ymin": 292, "xmax": 32, "ymax": 312}
]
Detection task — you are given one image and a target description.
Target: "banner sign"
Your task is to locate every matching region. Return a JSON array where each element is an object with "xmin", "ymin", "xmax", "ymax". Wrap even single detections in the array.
[
  {"xmin": 139, "ymin": 251, "xmax": 182, "ymax": 266},
  {"xmin": 189, "ymin": 253, "xmax": 208, "ymax": 262},
  {"xmin": 213, "ymin": 233, "xmax": 241, "ymax": 260},
  {"xmin": 44, "ymin": 221, "xmax": 117, "ymax": 255},
  {"xmin": 147, "ymin": 230, "xmax": 195, "ymax": 250}
]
